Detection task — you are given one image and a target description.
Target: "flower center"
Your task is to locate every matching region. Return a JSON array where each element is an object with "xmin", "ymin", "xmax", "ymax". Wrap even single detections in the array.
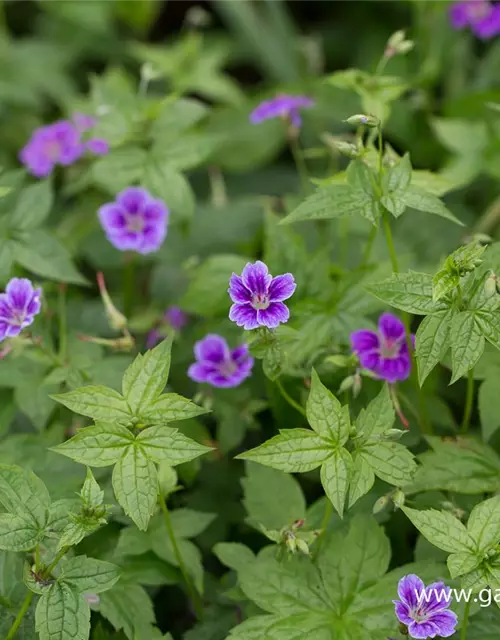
[
  {"xmin": 44, "ymin": 141, "xmax": 61, "ymax": 161},
  {"xmin": 126, "ymin": 215, "xmax": 144, "ymax": 233},
  {"xmin": 218, "ymin": 359, "xmax": 237, "ymax": 378},
  {"xmin": 379, "ymin": 337, "xmax": 400, "ymax": 359},
  {"xmin": 252, "ymin": 294, "xmax": 270, "ymax": 310},
  {"xmin": 412, "ymin": 606, "xmax": 429, "ymax": 623},
  {"xmin": 11, "ymin": 311, "xmax": 26, "ymax": 327},
  {"xmin": 467, "ymin": 1, "xmax": 491, "ymax": 20}
]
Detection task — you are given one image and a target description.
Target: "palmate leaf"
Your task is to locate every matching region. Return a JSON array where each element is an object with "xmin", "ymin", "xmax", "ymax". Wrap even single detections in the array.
[
  {"xmin": 402, "ymin": 506, "xmax": 475, "ymax": 553},
  {"xmin": 320, "ymin": 449, "xmax": 352, "ymax": 517},
  {"xmin": 366, "ymin": 271, "xmax": 447, "ymax": 315},
  {"xmin": 306, "ymin": 370, "xmax": 350, "ymax": 444},
  {"xmin": 450, "ymin": 311, "xmax": 485, "ymax": 384},
  {"xmin": 51, "ymin": 424, "xmax": 135, "ymax": 467},
  {"xmin": 35, "ymin": 582, "xmax": 90, "ymax": 640},
  {"xmin": 51, "ymin": 387, "xmax": 131, "ymax": 424},
  {"xmin": 415, "ymin": 308, "xmax": 456, "ymax": 385},
  {"xmin": 230, "ymin": 515, "xmax": 443, "ymax": 640}
]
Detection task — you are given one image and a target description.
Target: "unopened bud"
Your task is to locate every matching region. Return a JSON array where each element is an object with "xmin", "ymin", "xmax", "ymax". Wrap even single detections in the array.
[
  {"xmin": 392, "ymin": 490, "xmax": 405, "ymax": 509},
  {"xmin": 344, "ymin": 114, "xmax": 379, "ymax": 127},
  {"xmin": 140, "ymin": 62, "xmax": 161, "ymax": 84},
  {"xmin": 97, "ymin": 272, "xmax": 127, "ymax": 331},
  {"xmin": 352, "ymin": 373, "xmax": 362, "ymax": 398},
  {"xmin": 385, "ymin": 30, "xmax": 414, "ymax": 58},
  {"xmin": 332, "ymin": 140, "xmax": 360, "ymax": 158},
  {"xmin": 338, "ymin": 375, "xmax": 354, "ymax": 394},
  {"xmin": 484, "ymin": 272, "xmax": 498, "ymax": 298},
  {"xmin": 77, "ymin": 333, "xmax": 135, "ymax": 352},
  {"xmin": 296, "ymin": 538, "xmax": 310, "ymax": 556},
  {"xmin": 373, "ymin": 495, "xmax": 390, "ymax": 514},
  {"xmin": 285, "ymin": 532, "xmax": 297, "ymax": 554},
  {"xmin": 84, "ymin": 593, "xmax": 100, "ymax": 606},
  {"xmin": 385, "ymin": 428, "xmax": 406, "ymax": 441}
]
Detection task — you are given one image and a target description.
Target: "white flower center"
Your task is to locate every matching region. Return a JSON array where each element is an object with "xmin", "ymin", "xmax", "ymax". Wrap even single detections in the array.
[
  {"xmin": 379, "ymin": 337, "xmax": 400, "ymax": 359},
  {"xmin": 252, "ymin": 294, "xmax": 270, "ymax": 310},
  {"xmin": 126, "ymin": 215, "xmax": 144, "ymax": 233}
]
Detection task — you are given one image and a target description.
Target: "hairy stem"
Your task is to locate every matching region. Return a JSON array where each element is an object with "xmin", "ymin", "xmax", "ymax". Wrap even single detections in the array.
[
  {"xmin": 4, "ymin": 592, "xmax": 34, "ymax": 640},
  {"xmin": 288, "ymin": 134, "xmax": 309, "ymax": 193},
  {"xmin": 58, "ymin": 284, "xmax": 67, "ymax": 361},
  {"xmin": 382, "ymin": 211, "xmax": 399, "ymax": 273},
  {"xmin": 275, "ymin": 378, "xmax": 306, "ymax": 417},
  {"xmin": 44, "ymin": 546, "xmax": 69, "ymax": 578},
  {"xmin": 359, "ymin": 224, "xmax": 378, "ymax": 270},
  {"xmin": 461, "ymin": 369, "xmax": 475, "ymax": 433},
  {"xmin": 460, "ymin": 599, "xmax": 471, "ymax": 640},
  {"xmin": 123, "ymin": 253, "xmax": 135, "ymax": 319},
  {"xmin": 159, "ymin": 491, "xmax": 204, "ymax": 619},
  {"xmin": 312, "ymin": 500, "xmax": 333, "ymax": 561}
]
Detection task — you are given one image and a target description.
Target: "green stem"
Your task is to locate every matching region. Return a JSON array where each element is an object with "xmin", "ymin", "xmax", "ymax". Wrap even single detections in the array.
[
  {"xmin": 123, "ymin": 254, "xmax": 135, "ymax": 319},
  {"xmin": 312, "ymin": 500, "xmax": 333, "ymax": 561},
  {"xmin": 4, "ymin": 592, "xmax": 33, "ymax": 640},
  {"xmin": 159, "ymin": 492, "xmax": 204, "ymax": 619},
  {"xmin": 460, "ymin": 599, "xmax": 471, "ymax": 640},
  {"xmin": 58, "ymin": 284, "xmax": 67, "ymax": 361},
  {"xmin": 288, "ymin": 134, "xmax": 309, "ymax": 193},
  {"xmin": 382, "ymin": 211, "xmax": 399, "ymax": 272},
  {"xmin": 44, "ymin": 546, "xmax": 69, "ymax": 578},
  {"xmin": 359, "ymin": 224, "xmax": 378, "ymax": 270},
  {"xmin": 461, "ymin": 369, "xmax": 475, "ymax": 434},
  {"xmin": 275, "ymin": 378, "xmax": 306, "ymax": 417},
  {"xmin": 34, "ymin": 544, "xmax": 41, "ymax": 573}
]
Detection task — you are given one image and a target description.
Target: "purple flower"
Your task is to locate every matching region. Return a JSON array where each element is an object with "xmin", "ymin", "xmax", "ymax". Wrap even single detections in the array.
[
  {"xmin": 98, "ymin": 187, "xmax": 168, "ymax": 255},
  {"xmin": 449, "ymin": 1, "xmax": 500, "ymax": 39},
  {"xmin": 250, "ymin": 94, "xmax": 315, "ymax": 128},
  {"xmin": 394, "ymin": 574, "xmax": 457, "ymax": 639},
  {"xmin": 165, "ymin": 306, "xmax": 188, "ymax": 331},
  {"xmin": 188, "ymin": 334, "xmax": 254, "ymax": 388},
  {"xmin": 228, "ymin": 261, "xmax": 296, "ymax": 330},
  {"xmin": 20, "ymin": 115, "xmax": 109, "ymax": 178},
  {"xmin": 350, "ymin": 313, "xmax": 414, "ymax": 384},
  {"xmin": 20, "ymin": 120, "xmax": 85, "ymax": 178},
  {"xmin": 0, "ymin": 278, "xmax": 42, "ymax": 342}
]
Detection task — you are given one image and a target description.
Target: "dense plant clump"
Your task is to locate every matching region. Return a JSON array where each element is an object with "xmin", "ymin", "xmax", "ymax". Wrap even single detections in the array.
[{"xmin": 2, "ymin": 1, "xmax": 500, "ymax": 639}]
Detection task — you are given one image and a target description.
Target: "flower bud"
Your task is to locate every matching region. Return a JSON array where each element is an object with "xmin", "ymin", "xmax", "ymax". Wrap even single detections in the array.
[
  {"xmin": 84, "ymin": 593, "xmax": 100, "ymax": 606},
  {"xmin": 484, "ymin": 272, "xmax": 498, "ymax": 298},
  {"xmin": 344, "ymin": 114, "xmax": 379, "ymax": 127},
  {"xmin": 373, "ymin": 495, "xmax": 390, "ymax": 514},
  {"xmin": 332, "ymin": 140, "xmax": 360, "ymax": 158},
  {"xmin": 296, "ymin": 538, "xmax": 311, "ymax": 556},
  {"xmin": 338, "ymin": 375, "xmax": 354, "ymax": 394},
  {"xmin": 97, "ymin": 272, "xmax": 127, "ymax": 331},
  {"xmin": 385, "ymin": 30, "xmax": 414, "ymax": 58},
  {"xmin": 352, "ymin": 372, "xmax": 362, "ymax": 398},
  {"xmin": 392, "ymin": 490, "xmax": 405, "ymax": 509},
  {"xmin": 384, "ymin": 428, "xmax": 406, "ymax": 441}
]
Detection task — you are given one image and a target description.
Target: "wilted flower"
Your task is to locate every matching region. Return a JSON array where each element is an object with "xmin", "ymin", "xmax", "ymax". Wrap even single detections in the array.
[
  {"xmin": 394, "ymin": 574, "xmax": 457, "ymax": 638},
  {"xmin": 98, "ymin": 187, "xmax": 168, "ymax": 254},
  {"xmin": 449, "ymin": 0, "xmax": 500, "ymax": 39},
  {"xmin": 0, "ymin": 278, "xmax": 42, "ymax": 342},
  {"xmin": 188, "ymin": 334, "xmax": 254, "ymax": 388},
  {"xmin": 20, "ymin": 116, "xmax": 108, "ymax": 178},
  {"xmin": 250, "ymin": 94, "xmax": 314, "ymax": 128},
  {"xmin": 228, "ymin": 261, "xmax": 296, "ymax": 330},
  {"xmin": 350, "ymin": 313, "xmax": 414, "ymax": 383}
]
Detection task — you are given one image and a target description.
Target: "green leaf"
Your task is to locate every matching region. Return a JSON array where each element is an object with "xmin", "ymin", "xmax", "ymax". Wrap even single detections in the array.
[
  {"xmin": 93, "ymin": 147, "xmax": 147, "ymax": 193},
  {"xmin": 361, "ymin": 442, "xmax": 416, "ymax": 486},
  {"xmin": 355, "ymin": 385, "xmax": 394, "ymax": 439},
  {"xmin": 51, "ymin": 423, "xmax": 134, "ymax": 467},
  {"xmin": 380, "ymin": 153, "xmax": 412, "ymax": 218},
  {"xmin": 51, "ymin": 386, "xmax": 131, "ymax": 423},
  {"xmin": 476, "ymin": 311, "xmax": 500, "ymax": 351},
  {"xmin": 0, "ymin": 514, "xmax": 41, "ymax": 551},
  {"xmin": 142, "ymin": 157, "xmax": 195, "ymax": 223},
  {"xmin": 61, "ymin": 556, "xmax": 121, "ymax": 594},
  {"xmin": 320, "ymin": 448, "xmax": 352, "ymax": 518},
  {"xmin": 0, "ymin": 465, "xmax": 50, "ymax": 528},
  {"xmin": 10, "ymin": 180, "xmax": 53, "ymax": 230},
  {"xmin": 348, "ymin": 453, "xmax": 375, "ymax": 508},
  {"xmin": 415, "ymin": 309, "xmax": 455, "ymax": 385},
  {"xmin": 81, "ymin": 468, "xmax": 104, "ymax": 508},
  {"xmin": 306, "ymin": 370, "xmax": 350, "ymax": 444},
  {"xmin": 236, "ymin": 429, "xmax": 333, "ymax": 473},
  {"xmin": 139, "ymin": 393, "xmax": 207, "ymax": 425},
  {"xmin": 99, "ymin": 582, "xmax": 155, "ymax": 640},
  {"xmin": 112, "ymin": 445, "xmax": 158, "ymax": 531},
  {"xmin": 35, "ymin": 582, "xmax": 90, "ymax": 640},
  {"xmin": 479, "ymin": 377, "xmax": 500, "ymax": 441},
  {"xmin": 122, "ymin": 338, "xmax": 172, "ymax": 414},
  {"xmin": 447, "ymin": 552, "xmax": 481, "ymax": 579},
  {"xmin": 402, "ymin": 506, "xmax": 474, "ymax": 553},
  {"xmin": 213, "ymin": 542, "xmax": 255, "ymax": 572},
  {"xmin": 242, "ymin": 462, "xmax": 306, "ymax": 531},
  {"xmin": 450, "ymin": 312, "xmax": 485, "ymax": 383},
  {"xmin": 137, "ymin": 425, "xmax": 213, "ymax": 465},
  {"xmin": 432, "ymin": 269, "xmax": 460, "ymax": 302},
  {"xmin": 180, "ymin": 254, "xmax": 249, "ymax": 317},
  {"xmin": 467, "ymin": 496, "xmax": 500, "ymax": 554},
  {"xmin": 12, "ymin": 230, "xmax": 87, "ymax": 285},
  {"xmin": 366, "ymin": 271, "xmax": 446, "ymax": 315},
  {"xmin": 402, "ymin": 185, "xmax": 464, "ymax": 225}
]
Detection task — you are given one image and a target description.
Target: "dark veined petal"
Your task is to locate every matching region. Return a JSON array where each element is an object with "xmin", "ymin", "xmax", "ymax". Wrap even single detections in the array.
[
  {"xmin": 194, "ymin": 334, "xmax": 231, "ymax": 365},
  {"xmin": 228, "ymin": 274, "xmax": 252, "ymax": 304},
  {"xmin": 268, "ymin": 274, "xmax": 296, "ymax": 302},
  {"xmin": 397, "ymin": 574, "xmax": 425, "ymax": 609},
  {"xmin": 351, "ymin": 329, "xmax": 379, "ymax": 354},
  {"xmin": 256, "ymin": 302, "xmax": 289, "ymax": 328},
  {"xmin": 378, "ymin": 312, "xmax": 406, "ymax": 342},
  {"xmin": 241, "ymin": 261, "xmax": 272, "ymax": 297},
  {"xmin": 229, "ymin": 303, "xmax": 259, "ymax": 330}
]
